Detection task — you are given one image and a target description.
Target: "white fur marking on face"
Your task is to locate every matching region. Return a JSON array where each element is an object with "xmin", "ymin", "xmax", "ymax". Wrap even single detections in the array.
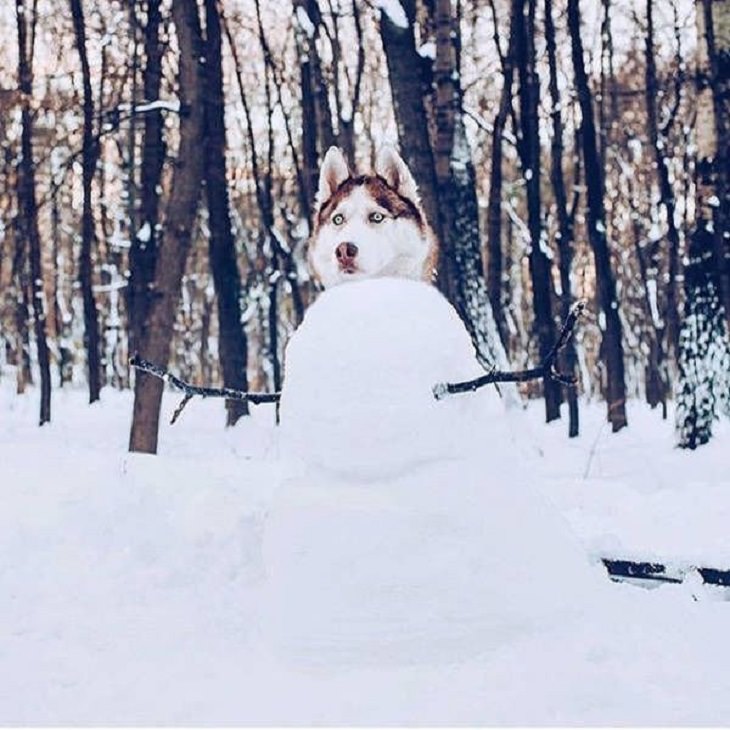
[
  {"xmin": 317, "ymin": 146, "xmax": 350, "ymax": 206},
  {"xmin": 310, "ymin": 186, "xmax": 430, "ymax": 288}
]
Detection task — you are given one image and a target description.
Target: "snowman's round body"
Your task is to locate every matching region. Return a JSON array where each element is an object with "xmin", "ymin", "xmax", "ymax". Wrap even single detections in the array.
[{"xmin": 278, "ymin": 278, "xmax": 497, "ymax": 479}]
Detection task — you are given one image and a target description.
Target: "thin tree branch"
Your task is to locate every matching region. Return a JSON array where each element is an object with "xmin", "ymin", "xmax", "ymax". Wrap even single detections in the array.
[
  {"xmin": 130, "ymin": 354, "xmax": 281, "ymax": 424},
  {"xmin": 170, "ymin": 392, "xmax": 193, "ymax": 424},
  {"xmin": 350, "ymin": 0, "xmax": 365, "ymax": 117},
  {"xmin": 434, "ymin": 300, "xmax": 586, "ymax": 399}
]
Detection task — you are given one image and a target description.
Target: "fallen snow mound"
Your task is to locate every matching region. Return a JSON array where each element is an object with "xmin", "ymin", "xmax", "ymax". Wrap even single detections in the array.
[{"xmin": 279, "ymin": 277, "xmax": 499, "ymax": 479}]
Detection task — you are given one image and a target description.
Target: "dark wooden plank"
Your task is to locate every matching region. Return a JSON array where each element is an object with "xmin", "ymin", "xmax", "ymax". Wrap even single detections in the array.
[
  {"xmin": 602, "ymin": 558, "xmax": 682, "ymax": 584},
  {"xmin": 602, "ymin": 558, "xmax": 730, "ymax": 588},
  {"xmin": 698, "ymin": 567, "xmax": 730, "ymax": 587}
]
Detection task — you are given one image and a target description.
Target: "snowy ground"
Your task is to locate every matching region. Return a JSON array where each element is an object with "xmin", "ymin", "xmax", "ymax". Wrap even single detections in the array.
[
  {"xmin": 2, "ymin": 385, "xmax": 730, "ymax": 724},
  {"xmin": 1, "ymin": 281, "xmax": 729, "ymax": 724}
]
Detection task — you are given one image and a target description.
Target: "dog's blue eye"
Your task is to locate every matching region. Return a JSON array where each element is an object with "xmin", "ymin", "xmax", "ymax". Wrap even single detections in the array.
[
  {"xmin": 369, "ymin": 212, "xmax": 385, "ymax": 223},
  {"xmin": 332, "ymin": 213, "xmax": 345, "ymax": 225}
]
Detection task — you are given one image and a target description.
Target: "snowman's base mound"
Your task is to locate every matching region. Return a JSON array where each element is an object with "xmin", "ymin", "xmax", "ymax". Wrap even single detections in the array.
[{"xmin": 260, "ymin": 461, "xmax": 607, "ymax": 666}]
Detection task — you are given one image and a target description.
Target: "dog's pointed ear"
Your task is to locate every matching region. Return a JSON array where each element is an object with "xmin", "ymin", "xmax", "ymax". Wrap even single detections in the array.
[
  {"xmin": 317, "ymin": 147, "xmax": 349, "ymax": 206},
  {"xmin": 375, "ymin": 146, "xmax": 419, "ymax": 202}
]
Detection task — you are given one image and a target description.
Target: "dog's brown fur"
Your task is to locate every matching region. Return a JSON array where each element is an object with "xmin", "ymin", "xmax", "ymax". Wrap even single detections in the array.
[{"xmin": 315, "ymin": 175, "xmax": 427, "ymax": 233}]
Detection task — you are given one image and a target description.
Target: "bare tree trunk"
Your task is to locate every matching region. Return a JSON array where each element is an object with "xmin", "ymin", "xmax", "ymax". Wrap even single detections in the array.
[
  {"xmin": 379, "ymin": 0, "xmax": 443, "ymax": 243},
  {"xmin": 254, "ymin": 0, "xmax": 284, "ymax": 394},
  {"xmin": 431, "ymin": 0, "xmax": 511, "ymax": 372},
  {"xmin": 70, "ymin": 0, "xmax": 102, "ymax": 403},
  {"xmin": 255, "ymin": 63, "xmax": 307, "ymax": 326},
  {"xmin": 15, "ymin": 0, "xmax": 51, "ymax": 424},
  {"xmin": 224, "ymin": 5, "xmax": 304, "ymax": 400},
  {"xmin": 11, "ymin": 203, "xmax": 33, "ymax": 392},
  {"xmin": 337, "ymin": 0, "xmax": 365, "ymax": 165},
  {"xmin": 292, "ymin": 0, "xmax": 338, "ymax": 214},
  {"xmin": 567, "ymin": 0, "xmax": 627, "ymax": 431},
  {"xmin": 486, "ymin": 0, "xmax": 518, "ymax": 347},
  {"xmin": 379, "ymin": 0, "xmax": 510, "ymax": 373},
  {"xmin": 433, "ymin": 0, "xmax": 458, "ymax": 210},
  {"xmin": 129, "ymin": 0, "xmax": 206, "ymax": 454},
  {"xmin": 294, "ymin": 0, "xmax": 336, "ymax": 155},
  {"xmin": 598, "ymin": 0, "xmax": 615, "ymax": 167},
  {"xmin": 128, "ymin": 0, "xmax": 165, "ymax": 358},
  {"xmin": 294, "ymin": 13, "xmax": 320, "ymax": 214},
  {"xmin": 697, "ymin": 0, "xmax": 730, "ymax": 329},
  {"xmin": 515, "ymin": 0, "xmax": 561, "ymax": 422},
  {"xmin": 51, "ymin": 187, "xmax": 73, "ymax": 386},
  {"xmin": 629, "ymin": 190, "xmax": 668, "ymax": 416},
  {"xmin": 645, "ymin": 0, "xmax": 681, "ymax": 357},
  {"xmin": 545, "ymin": 0, "xmax": 579, "ymax": 436},
  {"xmin": 127, "ymin": 1, "xmax": 139, "ymax": 293},
  {"xmin": 202, "ymin": 0, "xmax": 249, "ymax": 426}
]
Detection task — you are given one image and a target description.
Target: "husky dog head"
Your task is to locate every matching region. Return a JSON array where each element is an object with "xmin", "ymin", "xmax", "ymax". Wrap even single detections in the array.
[{"xmin": 308, "ymin": 146, "xmax": 437, "ymax": 288}]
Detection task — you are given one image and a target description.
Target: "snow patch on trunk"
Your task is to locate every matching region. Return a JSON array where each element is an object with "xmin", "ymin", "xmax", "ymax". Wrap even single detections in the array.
[{"xmin": 378, "ymin": 0, "xmax": 409, "ymax": 29}]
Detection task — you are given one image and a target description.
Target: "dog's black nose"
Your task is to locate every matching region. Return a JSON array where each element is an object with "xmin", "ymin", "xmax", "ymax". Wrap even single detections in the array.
[{"xmin": 336, "ymin": 242, "xmax": 358, "ymax": 261}]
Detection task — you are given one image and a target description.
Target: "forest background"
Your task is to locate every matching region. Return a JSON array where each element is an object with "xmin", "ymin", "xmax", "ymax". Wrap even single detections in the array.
[{"xmin": 0, "ymin": 0, "xmax": 728, "ymax": 453}]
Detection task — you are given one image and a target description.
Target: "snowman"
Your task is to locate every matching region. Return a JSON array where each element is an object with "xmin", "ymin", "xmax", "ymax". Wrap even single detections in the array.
[{"xmin": 259, "ymin": 278, "xmax": 605, "ymax": 666}]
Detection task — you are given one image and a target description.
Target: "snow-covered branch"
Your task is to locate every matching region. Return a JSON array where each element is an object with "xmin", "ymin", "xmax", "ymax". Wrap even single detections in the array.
[
  {"xmin": 129, "ymin": 355, "xmax": 280, "ymax": 424},
  {"xmin": 433, "ymin": 300, "xmax": 586, "ymax": 400}
]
